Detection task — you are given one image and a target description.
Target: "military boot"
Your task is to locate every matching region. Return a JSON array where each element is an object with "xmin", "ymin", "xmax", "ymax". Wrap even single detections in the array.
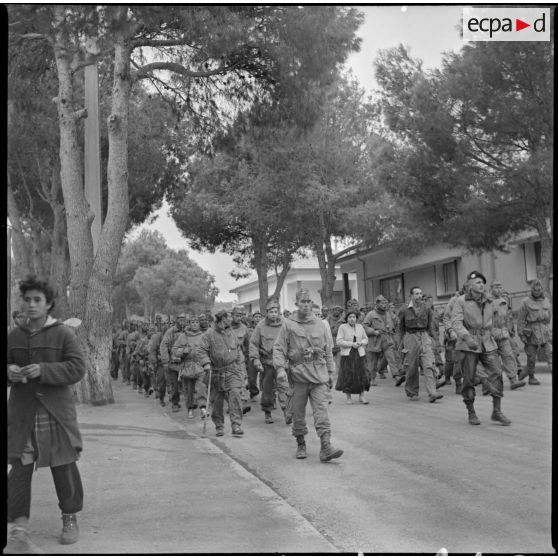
[
  {"xmin": 295, "ymin": 435, "xmax": 307, "ymax": 459},
  {"xmin": 60, "ymin": 514, "xmax": 79, "ymax": 545},
  {"xmin": 319, "ymin": 433, "xmax": 343, "ymax": 462},
  {"xmin": 4, "ymin": 523, "xmax": 45, "ymax": 554},
  {"xmin": 455, "ymin": 378, "xmax": 462, "ymax": 395},
  {"xmin": 465, "ymin": 402, "xmax": 480, "ymax": 425},
  {"xmin": 491, "ymin": 397, "xmax": 511, "ymax": 425}
]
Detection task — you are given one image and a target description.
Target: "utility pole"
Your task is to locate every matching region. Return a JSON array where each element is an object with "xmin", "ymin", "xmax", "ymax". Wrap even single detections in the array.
[{"xmin": 84, "ymin": 38, "xmax": 102, "ymax": 255}]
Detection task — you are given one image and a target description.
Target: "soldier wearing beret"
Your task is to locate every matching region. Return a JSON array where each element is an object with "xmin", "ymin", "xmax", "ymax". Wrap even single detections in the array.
[{"xmin": 451, "ymin": 271, "xmax": 511, "ymax": 426}]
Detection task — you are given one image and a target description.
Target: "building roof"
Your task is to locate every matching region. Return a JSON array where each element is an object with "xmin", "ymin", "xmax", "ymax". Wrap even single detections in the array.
[{"xmin": 229, "ymin": 256, "xmax": 333, "ymax": 294}]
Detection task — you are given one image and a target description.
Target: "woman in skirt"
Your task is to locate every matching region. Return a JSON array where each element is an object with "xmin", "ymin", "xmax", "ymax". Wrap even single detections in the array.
[{"xmin": 335, "ymin": 310, "xmax": 370, "ymax": 404}]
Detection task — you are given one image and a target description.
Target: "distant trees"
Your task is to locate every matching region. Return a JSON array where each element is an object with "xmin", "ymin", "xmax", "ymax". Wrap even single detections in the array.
[{"xmin": 112, "ymin": 230, "xmax": 218, "ymax": 323}]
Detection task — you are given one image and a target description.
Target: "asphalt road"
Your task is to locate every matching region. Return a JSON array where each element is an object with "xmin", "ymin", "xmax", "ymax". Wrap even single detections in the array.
[{"xmin": 167, "ymin": 371, "xmax": 554, "ymax": 555}]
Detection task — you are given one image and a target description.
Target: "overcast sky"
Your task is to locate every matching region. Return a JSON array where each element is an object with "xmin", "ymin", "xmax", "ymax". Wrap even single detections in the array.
[{"xmin": 132, "ymin": 5, "xmax": 465, "ymax": 302}]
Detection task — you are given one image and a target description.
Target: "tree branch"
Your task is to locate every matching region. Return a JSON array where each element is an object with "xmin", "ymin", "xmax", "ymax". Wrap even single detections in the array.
[{"xmin": 132, "ymin": 60, "xmax": 240, "ymax": 82}]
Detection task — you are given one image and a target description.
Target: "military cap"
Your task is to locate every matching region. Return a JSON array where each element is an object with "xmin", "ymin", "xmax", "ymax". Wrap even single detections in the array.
[
  {"xmin": 266, "ymin": 299, "xmax": 279, "ymax": 311},
  {"xmin": 467, "ymin": 271, "xmax": 487, "ymax": 284},
  {"xmin": 295, "ymin": 287, "xmax": 311, "ymax": 301},
  {"xmin": 232, "ymin": 305, "xmax": 245, "ymax": 314},
  {"xmin": 177, "ymin": 312, "xmax": 187, "ymax": 319},
  {"xmin": 491, "ymin": 279, "xmax": 503, "ymax": 287}
]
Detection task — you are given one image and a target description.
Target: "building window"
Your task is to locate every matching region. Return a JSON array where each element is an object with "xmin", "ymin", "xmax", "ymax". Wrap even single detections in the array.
[
  {"xmin": 435, "ymin": 260, "xmax": 459, "ymax": 297},
  {"xmin": 442, "ymin": 261, "xmax": 458, "ymax": 294},
  {"xmin": 380, "ymin": 275, "xmax": 404, "ymax": 304},
  {"xmin": 534, "ymin": 241, "xmax": 542, "ymax": 266}
]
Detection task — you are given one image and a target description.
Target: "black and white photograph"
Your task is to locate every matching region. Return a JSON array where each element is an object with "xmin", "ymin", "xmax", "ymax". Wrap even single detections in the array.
[{"xmin": 6, "ymin": 3, "xmax": 554, "ymax": 555}]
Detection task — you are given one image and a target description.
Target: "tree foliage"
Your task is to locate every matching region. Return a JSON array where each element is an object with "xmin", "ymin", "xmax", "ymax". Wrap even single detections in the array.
[
  {"xmin": 372, "ymin": 41, "xmax": 553, "ymax": 294},
  {"xmin": 112, "ymin": 230, "xmax": 218, "ymax": 323}
]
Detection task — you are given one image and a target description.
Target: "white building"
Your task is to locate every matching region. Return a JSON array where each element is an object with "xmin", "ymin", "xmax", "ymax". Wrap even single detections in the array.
[{"xmin": 229, "ymin": 256, "xmax": 358, "ymax": 313}]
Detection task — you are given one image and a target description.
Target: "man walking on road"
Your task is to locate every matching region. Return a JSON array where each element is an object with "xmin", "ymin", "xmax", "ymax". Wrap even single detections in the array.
[
  {"xmin": 273, "ymin": 287, "xmax": 343, "ymax": 462},
  {"xmin": 452, "ymin": 271, "xmax": 511, "ymax": 426},
  {"xmin": 250, "ymin": 299, "xmax": 291, "ymax": 424},
  {"xmin": 159, "ymin": 313, "xmax": 188, "ymax": 412},
  {"xmin": 198, "ymin": 311, "xmax": 246, "ymax": 437},
  {"xmin": 398, "ymin": 286, "xmax": 443, "ymax": 403},
  {"xmin": 363, "ymin": 295, "xmax": 403, "ymax": 387},
  {"xmin": 517, "ymin": 278, "xmax": 552, "ymax": 386},
  {"xmin": 490, "ymin": 280, "xmax": 526, "ymax": 390}
]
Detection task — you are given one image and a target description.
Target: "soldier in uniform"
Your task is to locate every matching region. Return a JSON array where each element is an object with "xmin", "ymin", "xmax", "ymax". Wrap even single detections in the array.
[
  {"xmin": 198, "ymin": 311, "xmax": 246, "ymax": 437},
  {"xmin": 442, "ymin": 287, "xmax": 465, "ymax": 394},
  {"xmin": 451, "ymin": 271, "xmax": 511, "ymax": 426},
  {"xmin": 172, "ymin": 315, "xmax": 208, "ymax": 419},
  {"xmin": 490, "ymin": 280, "xmax": 526, "ymax": 390},
  {"xmin": 148, "ymin": 320, "xmax": 166, "ymax": 406},
  {"xmin": 250, "ymin": 299, "xmax": 290, "ymax": 424},
  {"xmin": 125, "ymin": 322, "xmax": 141, "ymax": 387},
  {"xmin": 159, "ymin": 313, "xmax": 188, "ymax": 411},
  {"xmin": 517, "ymin": 278, "xmax": 552, "ymax": 385},
  {"xmin": 398, "ymin": 287, "xmax": 443, "ymax": 403},
  {"xmin": 273, "ymin": 288, "xmax": 343, "ymax": 462},
  {"xmin": 363, "ymin": 295, "xmax": 404, "ymax": 387},
  {"xmin": 230, "ymin": 306, "xmax": 252, "ymax": 414}
]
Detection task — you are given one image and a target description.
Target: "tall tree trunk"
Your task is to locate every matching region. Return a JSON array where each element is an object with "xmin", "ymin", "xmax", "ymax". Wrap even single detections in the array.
[
  {"xmin": 7, "ymin": 179, "xmax": 33, "ymax": 280},
  {"xmin": 254, "ymin": 237, "xmax": 270, "ymax": 312},
  {"xmin": 81, "ymin": 27, "xmax": 132, "ymax": 405},
  {"xmin": 52, "ymin": 6, "xmax": 95, "ymax": 320},
  {"xmin": 48, "ymin": 162, "xmax": 71, "ymax": 319},
  {"xmin": 269, "ymin": 250, "xmax": 292, "ymax": 305},
  {"xmin": 314, "ymin": 237, "xmax": 337, "ymax": 307}
]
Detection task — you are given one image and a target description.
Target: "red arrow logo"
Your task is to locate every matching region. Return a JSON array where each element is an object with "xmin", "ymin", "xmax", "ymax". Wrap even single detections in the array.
[{"xmin": 516, "ymin": 18, "xmax": 530, "ymax": 31}]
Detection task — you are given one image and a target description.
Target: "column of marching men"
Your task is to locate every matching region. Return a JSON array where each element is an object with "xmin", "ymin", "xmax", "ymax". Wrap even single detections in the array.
[{"xmin": 110, "ymin": 272, "xmax": 552, "ymax": 460}]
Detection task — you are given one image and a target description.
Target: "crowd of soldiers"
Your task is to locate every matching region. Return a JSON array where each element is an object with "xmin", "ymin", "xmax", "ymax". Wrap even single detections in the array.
[{"xmin": 109, "ymin": 272, "xmax": 552, "ymax": 459}]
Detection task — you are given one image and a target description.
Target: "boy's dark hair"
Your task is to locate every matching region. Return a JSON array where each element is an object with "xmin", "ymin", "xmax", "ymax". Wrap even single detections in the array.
[
  {"xmin": 19, "ymin": 275, "xmax": 56, "ymax": 311},
  {"xmin": 409, "ymin": 286, "xmax": 421, "ymax": 295}
]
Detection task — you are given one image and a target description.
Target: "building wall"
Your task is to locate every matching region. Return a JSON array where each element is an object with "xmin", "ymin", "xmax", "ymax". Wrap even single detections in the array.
[
  {"xmin": 339, "ymin": 240, "xmax": 549, "ymax": 311},
  {"xmin": 230, "ymin": 268, "xmax": 356, "ymax": 313}
]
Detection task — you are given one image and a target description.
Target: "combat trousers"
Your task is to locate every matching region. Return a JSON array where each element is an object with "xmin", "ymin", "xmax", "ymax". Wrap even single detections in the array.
[
  {"xmin": 496, "ymin": 338, "xmax": 519, "ymax": 383},
  {"xmin": 402, "ymin": 332, "xmax": 437, "ymax": 397},
  {"xmin": 260, "ymin": 363, "xmax": 289, "ymax": 413},
  {"xmin": 165, "ymin": 368, "xmax": 181, "ymax": 405},
  {"xmin": 8, "ymin": 460, "xmax": 83, "ymax": 521},
  {"xmin": 247, "ymin": 361, "xmax": 260, "ymax": 398},
  {"xmin": 122, "ymin": 355, "xmax": 132, "ymax": 383},
  {"xmin": 524, "ymin": 342, "xmax": 552, "ymax": 375},
  {"xmin": 368, "ymin": 346, "xmax": 401, "ymax": 381},
  {"xmin": 182, "ymin": 375, "xmax": 207, "ymax": 410},
  {"xmin": 211, "ymin": 387, "xmax": 242, "ymax": 429},
  {"xmin": 155, "ymin": 364, "xmax": 166, "ymax": 401},
  {"xmin": 130, "ymin": 359, "xmax": 141, "ymax": 388},
  {"xmin": 457, "ymin": 350, "xmax": 503, "ymax": 404},
  {"xmin": 290, "ymin": 381, "xmax": 330, "ymax": 439}
]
